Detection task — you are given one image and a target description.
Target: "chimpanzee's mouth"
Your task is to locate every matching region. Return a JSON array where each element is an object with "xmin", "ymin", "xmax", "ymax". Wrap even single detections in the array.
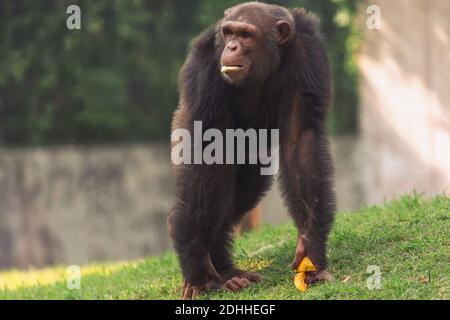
[{"xmin": 221, "ymin": 65, "xmax": 245, "ymax": 73}]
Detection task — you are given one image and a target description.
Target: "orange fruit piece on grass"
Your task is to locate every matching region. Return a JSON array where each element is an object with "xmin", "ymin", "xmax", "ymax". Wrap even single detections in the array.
[
  {"xmin": 294, "ymin": 272, "xmax": 307, "ymax": 291},
  {"xmin": 296, "ymin": 257, "xmax": 316, "ymax": 273},
  {"xmin": 294, "ymin": 257, "xmax": 316, "ymax": 292}
]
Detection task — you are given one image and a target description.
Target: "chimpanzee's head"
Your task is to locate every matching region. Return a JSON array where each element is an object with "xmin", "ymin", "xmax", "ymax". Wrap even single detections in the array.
[{"xmin": 217, "ymin": 2, "xmax": 295, "ymax": 86}]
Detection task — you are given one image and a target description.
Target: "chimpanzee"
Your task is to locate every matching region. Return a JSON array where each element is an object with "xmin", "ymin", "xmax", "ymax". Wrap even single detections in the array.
[{"xmin": 168, "ymin": 2, "xmax": 335, "ymax": 299}]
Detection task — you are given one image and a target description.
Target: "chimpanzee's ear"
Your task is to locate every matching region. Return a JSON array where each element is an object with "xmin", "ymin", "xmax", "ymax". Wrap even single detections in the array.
[{"xmin": 275, "ymin": 20, "xmax": 293, "ymax": 44}]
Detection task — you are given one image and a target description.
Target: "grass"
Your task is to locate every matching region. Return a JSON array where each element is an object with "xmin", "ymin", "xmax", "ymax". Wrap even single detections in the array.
[{"xmin": 0, "ymin": 194, "xmax": 448, "ymax": 300}]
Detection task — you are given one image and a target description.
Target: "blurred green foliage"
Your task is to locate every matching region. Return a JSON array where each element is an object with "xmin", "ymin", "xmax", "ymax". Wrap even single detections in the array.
[{"xmin": 0, "ymin": 0, "xmax": 359, "ymax": 146}]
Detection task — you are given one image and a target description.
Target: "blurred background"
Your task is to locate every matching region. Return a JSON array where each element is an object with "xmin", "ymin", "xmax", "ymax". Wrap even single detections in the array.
[{"xmin": 0, "ymin": 0, "xmax": 448, "ymax": 270}]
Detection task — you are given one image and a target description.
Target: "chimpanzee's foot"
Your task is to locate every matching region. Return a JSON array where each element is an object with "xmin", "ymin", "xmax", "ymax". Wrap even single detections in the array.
[
  {"xmin": 220, "ymin": 268, "xmax": 262, "ymax": 292},
  {"xmin": 305, "ymin": 270, "xmax": 333, "ymax": 284}
]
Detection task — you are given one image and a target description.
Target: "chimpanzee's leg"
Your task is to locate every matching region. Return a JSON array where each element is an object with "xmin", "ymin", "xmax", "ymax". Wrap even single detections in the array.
[{"xmin": 209, "ymin": 164, "xmax": 273, "ymax": 290}]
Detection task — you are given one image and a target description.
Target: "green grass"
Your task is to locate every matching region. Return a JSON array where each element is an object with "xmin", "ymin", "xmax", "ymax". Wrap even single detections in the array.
[{"xmin": 0, "ymin": 194, "xmax": 449, "ymax": 300}]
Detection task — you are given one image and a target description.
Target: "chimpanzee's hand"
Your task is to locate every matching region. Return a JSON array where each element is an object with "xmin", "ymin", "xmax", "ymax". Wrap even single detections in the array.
[
  {"xmin": 181, "ymin": 255, "xmax": 221, "ymax": 300},
  {"xmin": 291, "ymin": 234, "xmax": 307, "ymax": 270},
  {"xmin": 181, "ymin": 279, "xmax": 220, "ymax": 300},
  {"xmin": 291, "ymin": 234, "xmax": 333, "ymax": 284}
]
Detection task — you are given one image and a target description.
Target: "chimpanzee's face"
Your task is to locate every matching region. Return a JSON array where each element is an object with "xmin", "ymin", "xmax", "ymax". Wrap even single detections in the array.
[{"xmin": 218, "ymin": 9, "xmax": 293, "ymax": 87}]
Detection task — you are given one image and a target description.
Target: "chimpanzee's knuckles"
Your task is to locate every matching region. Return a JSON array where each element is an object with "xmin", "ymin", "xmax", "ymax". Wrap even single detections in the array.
[{"xmin": 305, "ymin": 270, "xmax": 333, "ymax": 284}]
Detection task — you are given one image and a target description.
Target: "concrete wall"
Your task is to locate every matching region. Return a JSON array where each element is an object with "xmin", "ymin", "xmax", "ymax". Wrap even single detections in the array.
[
  {"xmin": 0, "ymin": 145, "xmax": 174, "ymax": 269},
  {"xmin": 358, "ymin": 0, "xmax": 450, "ymax": 204},
  {"xmin": 0, "ymin": 139, "xmax": 363, "ymax": 270}
]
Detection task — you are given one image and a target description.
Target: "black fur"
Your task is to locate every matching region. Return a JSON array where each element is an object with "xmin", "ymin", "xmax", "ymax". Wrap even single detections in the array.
[{"xmin": 169, "ymin": 3, "xmax": 335, "ymax": 296}]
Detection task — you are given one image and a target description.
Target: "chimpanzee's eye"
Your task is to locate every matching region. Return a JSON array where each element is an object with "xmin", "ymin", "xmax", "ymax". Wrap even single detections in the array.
[
  {"xmin": 223, "ymin": 28, "xmax": 233, "ymax": 37},
  {"xmin": 241, "ymin": 31, "xmax": 251, "ymax": 38}
]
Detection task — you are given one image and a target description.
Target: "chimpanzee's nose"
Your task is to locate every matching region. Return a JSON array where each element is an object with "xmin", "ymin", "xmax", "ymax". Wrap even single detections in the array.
[{"xmin": 227, "ymin": 42, "xmax": 239, "ymax": 51}]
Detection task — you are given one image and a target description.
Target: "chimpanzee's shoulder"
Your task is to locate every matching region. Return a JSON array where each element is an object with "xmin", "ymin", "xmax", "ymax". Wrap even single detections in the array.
[
  {"xmin": 188, "ymin": 25, "xmax": 217, "ymax": 58},
  {"xmin": 290, "ymin": 8, "xmax": 321, "ymax": 36}
]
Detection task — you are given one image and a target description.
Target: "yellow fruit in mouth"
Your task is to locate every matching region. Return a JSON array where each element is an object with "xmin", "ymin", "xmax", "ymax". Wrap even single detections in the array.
[{"xmin": 221, "ymin": 66, "xmax": 241, "ymax": 73}]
